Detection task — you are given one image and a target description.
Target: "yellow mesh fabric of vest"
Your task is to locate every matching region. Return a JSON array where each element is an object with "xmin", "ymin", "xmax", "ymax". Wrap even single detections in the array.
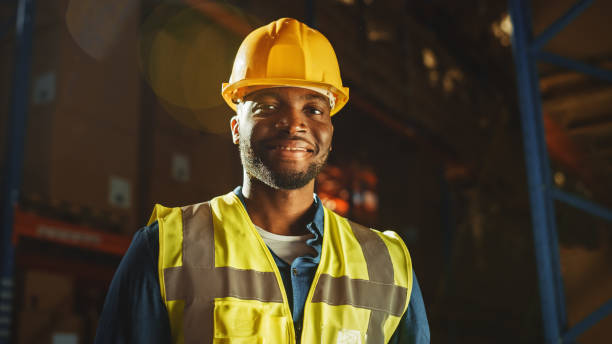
[
  {"xmin": 301, "ymin": 208, "xmax": 413, "ymax": 343},
  {"xmin": 210, "ymin": 193, "xmax": 278, "ymax": 272},
  {"xmin": 153, "ymin": 192, "xmax": 412, "ymax": 343},
  {"xmin": 210, "ymin": 193, "xmax": 296, "ymax": 342},
  {"xmin": 379, "ymin": 230, "xmax": 413, "ymax": 342},
  {"xmin": 148, "ymin": 204, "xmax": 185, "ymax": 344}
]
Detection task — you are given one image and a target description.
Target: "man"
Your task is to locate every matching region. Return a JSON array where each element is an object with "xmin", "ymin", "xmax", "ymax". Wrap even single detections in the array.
[{"xmin": 95, "ymin": 18, "xmax": 429, "ymax": 343}]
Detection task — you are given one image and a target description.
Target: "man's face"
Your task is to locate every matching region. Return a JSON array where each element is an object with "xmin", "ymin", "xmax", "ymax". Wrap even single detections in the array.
[{"xmin": 231, "ymin": 87, "xmax": 334, "ymax": 190}]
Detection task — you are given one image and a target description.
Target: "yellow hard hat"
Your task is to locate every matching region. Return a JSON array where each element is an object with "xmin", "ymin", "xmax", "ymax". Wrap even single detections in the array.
[{"xmin": 221, "ymin": 18, "xmax": 349, "ymax": 116}]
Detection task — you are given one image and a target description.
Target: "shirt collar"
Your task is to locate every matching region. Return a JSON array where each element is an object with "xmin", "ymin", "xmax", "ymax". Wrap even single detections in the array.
[{"xmin": 233, "ymin": 186, "xmax": 324, "ymax": 237}]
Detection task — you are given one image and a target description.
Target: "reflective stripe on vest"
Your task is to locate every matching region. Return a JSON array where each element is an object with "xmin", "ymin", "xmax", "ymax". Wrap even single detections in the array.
[
  {"xmin": 149, "ymin": 192, "xmax": 412, "ymax": 343},
  {"xmin": 310, "ymin": 221, "xmax": 407, "ymax": 343}
]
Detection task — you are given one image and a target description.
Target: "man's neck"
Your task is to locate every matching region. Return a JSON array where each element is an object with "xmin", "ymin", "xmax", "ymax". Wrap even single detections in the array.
[{"xmin": 241, "ymin": 175, "xmax": 316, "ymax": 236}]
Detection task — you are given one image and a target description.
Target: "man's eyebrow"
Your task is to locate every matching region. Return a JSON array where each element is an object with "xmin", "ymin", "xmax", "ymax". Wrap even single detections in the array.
[
  {"xmin": 244, "ymin": 91, "xmax": 280, "ymax": 101},
  {"xmin": 302, "ymin": 93, "xmax": 331, "ymax": 109},
  {"xmin": 244, "ymin": 90, "xmax": 331, "ymax": 108},
  {"xmin": 302, "ymin": 93, "xmax": 329, "ymax": 102}
]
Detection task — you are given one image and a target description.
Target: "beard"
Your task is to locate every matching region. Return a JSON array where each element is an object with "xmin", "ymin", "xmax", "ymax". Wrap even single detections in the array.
[{"xmin": 239, "ymin": 139, "xmax": 328, "ymax": 190}]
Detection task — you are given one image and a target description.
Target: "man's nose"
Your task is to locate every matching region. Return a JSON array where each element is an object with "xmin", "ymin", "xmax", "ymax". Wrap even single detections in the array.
[{"xmin": 275, "ymin": 108, "xmax": 307, "ymax": 134}]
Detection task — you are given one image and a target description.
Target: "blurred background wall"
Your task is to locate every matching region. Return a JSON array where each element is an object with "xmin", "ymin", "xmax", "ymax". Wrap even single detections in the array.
[{"xmin": 1, "ymin": 0, "xmax": 611, "ymax": 343}]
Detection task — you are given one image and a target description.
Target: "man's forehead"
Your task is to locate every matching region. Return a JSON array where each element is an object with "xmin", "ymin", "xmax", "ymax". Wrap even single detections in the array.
[
  {"xmin": 245, "ymin": 87, "xmax": 323, "ymax": 99},
  {"xmin": 243, "ymin": 87, "xmax": 334, "ymax": 109}
]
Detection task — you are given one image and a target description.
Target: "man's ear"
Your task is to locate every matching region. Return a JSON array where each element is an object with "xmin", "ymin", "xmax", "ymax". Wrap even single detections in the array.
[{"xmin": 230, "ymin": 115, "xmax": 240, "ymax": 144}]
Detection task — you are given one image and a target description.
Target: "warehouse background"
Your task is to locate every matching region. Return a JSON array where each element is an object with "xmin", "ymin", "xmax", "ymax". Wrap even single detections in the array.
[{"xmin": 1, "ymin": 0, "xmax": 611, "ymax": 343}]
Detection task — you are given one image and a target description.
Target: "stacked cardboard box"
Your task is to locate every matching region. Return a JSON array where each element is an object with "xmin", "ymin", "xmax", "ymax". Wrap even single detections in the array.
[
  {"xmin": 16, "ymin": 270, "xmax": 82, "ymax": 344},
  {"xmin": 18, "ymin": 0, "xmax": 141, "ymax": 234},
  {"xmin": 5, "ymin": 1, "xmax": 245, "ymax": 234},
  {"xmin": 138, "ymin": 9, "xmax": 244, "ymax": 218},
  {"xmin": 144, "ymin": 101, "xmax": 242, "ymax": 214}
]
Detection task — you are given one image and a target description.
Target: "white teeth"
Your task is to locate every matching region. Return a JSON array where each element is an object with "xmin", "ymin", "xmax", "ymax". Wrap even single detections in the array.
[{"xmin": 278, "ymin": 146, "xmax": 307, "ymax": 151}]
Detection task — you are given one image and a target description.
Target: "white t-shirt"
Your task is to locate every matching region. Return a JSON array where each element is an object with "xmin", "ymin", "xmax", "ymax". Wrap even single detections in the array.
[{"xmin": 254, "ymin": 225, "xmax": 317, "ymax": 264}]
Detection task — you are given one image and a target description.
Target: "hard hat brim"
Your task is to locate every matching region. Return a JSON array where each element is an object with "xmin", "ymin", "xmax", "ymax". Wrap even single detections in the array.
[{"xmin": 222, "ymin": 78, "xmax": 349, "ymax": 116}]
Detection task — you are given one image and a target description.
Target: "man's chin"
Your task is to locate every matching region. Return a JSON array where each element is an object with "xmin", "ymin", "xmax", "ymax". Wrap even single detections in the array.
[
  {"xmin": 262, "ymin": 170, "xmax": 315, "ymax": 190},
  {"xmin": 241, "ymin": 143, "xmax": 327, "ymax": 190}
]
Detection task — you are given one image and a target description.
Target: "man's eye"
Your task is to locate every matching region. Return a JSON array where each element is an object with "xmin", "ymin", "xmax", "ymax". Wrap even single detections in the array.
[
  {"xmin": 254, "ymin": 104, "xmax": 278, "ymax": 114},
  {"xmin": 305, "ymin": 106, "xmax": 324, "ymax": 116}
]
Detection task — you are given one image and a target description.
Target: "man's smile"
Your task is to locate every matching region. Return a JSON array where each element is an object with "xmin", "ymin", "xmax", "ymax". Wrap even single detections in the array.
[
  {"xmin": 264, "ymin": 139, "xmax": 317, "ymax": 160},
  {"xmin": 274, "ymin": 146, "xmax": 310, "ymax": 152}
]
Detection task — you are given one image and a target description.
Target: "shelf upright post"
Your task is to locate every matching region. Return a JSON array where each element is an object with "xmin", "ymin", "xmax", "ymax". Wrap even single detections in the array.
[
  {"xmin": 508, "ymin": 0, "xmax": 612, "ymax": 341},
  {"xmin": 508, "ymin": 0, "xmax": 567, "ymax": 342},
  {"xmin": 0, "ymin": 0, "xmax": 35, "ymax": 342}
]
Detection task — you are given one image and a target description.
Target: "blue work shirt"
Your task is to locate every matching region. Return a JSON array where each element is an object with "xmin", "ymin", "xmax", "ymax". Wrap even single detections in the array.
[{"xmin": 95, "ymin": 187, "xmax": 430, "ymax": 343}]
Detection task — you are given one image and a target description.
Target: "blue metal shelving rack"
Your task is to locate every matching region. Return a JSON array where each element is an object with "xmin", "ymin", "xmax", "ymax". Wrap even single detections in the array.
[
  {"xmin": 508, "ymin": 0, "xmax": 612, "ymax": 342},
  {"xmin": 0, "ymin": 0, "xmax": 35, "ymax": 343}
]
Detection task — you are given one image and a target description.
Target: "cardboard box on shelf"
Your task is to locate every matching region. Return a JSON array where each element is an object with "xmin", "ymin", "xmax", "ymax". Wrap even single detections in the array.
[
  {"xmin": 144, "ymin": 104, "xmax": 242, "ymax": 213},
  {"xmin": 147, "ymin": 127, "xmax": 241, "ymax": 209},
  {"xmin": 21, "ymin": 270, "xmax": 74, "ymax": 312},
  {"xmin": 19, "ymin": 1, "xmax": 141, "ymax": 234},
  {"xmin": 15, "ymin": 310, "xmax": 82, "ymax": 344},
  {"xmin": 8, "ymin": 0, "xmax": 242, "ymax": 233}
]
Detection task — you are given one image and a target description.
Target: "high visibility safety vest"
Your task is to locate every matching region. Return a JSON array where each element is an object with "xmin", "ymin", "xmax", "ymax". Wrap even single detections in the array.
[{"xmin": 147, "ymin": 192, "xmax": 413, "ymax": 344}]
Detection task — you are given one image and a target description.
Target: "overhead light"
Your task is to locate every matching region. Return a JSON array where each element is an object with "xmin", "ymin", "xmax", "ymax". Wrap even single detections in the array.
[
  {"xmin": 422, "ymin": 48, "xmax": 437, "ymax": 69},
  {"xmin": 367, "ymin": 28, "xmax": 392, "ymax": 42},
  {"xmin": 554, "ymin": 171, "xmax": 566, "ymax": 186},
  {"xmin": 492, "ymin": 12, "xmax": 513, "ymax": 47}
]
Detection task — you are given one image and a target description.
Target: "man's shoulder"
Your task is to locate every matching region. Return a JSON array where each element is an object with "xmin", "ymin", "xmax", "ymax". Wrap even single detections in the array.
[
  {"xmin": 150, "ymin": 191, "xmax": 237, "ymax": 214},
  {"xmin": 133, "ymin": 220, "xmax": 160, "ymax": 253},
  {"xmin": 140, "ymin": 220, "xmax": 159, "ymax": 236},
  {"xmin": 325, "ymin": 209, "xmax": 400, "ymax": 238},
  {"xmin": 326, "ymin": 211, "xmax": 410, "ymax": 261},
  {"xmin": 146, "ymin": 193, "xmax": 229, "ymax": 227}
]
